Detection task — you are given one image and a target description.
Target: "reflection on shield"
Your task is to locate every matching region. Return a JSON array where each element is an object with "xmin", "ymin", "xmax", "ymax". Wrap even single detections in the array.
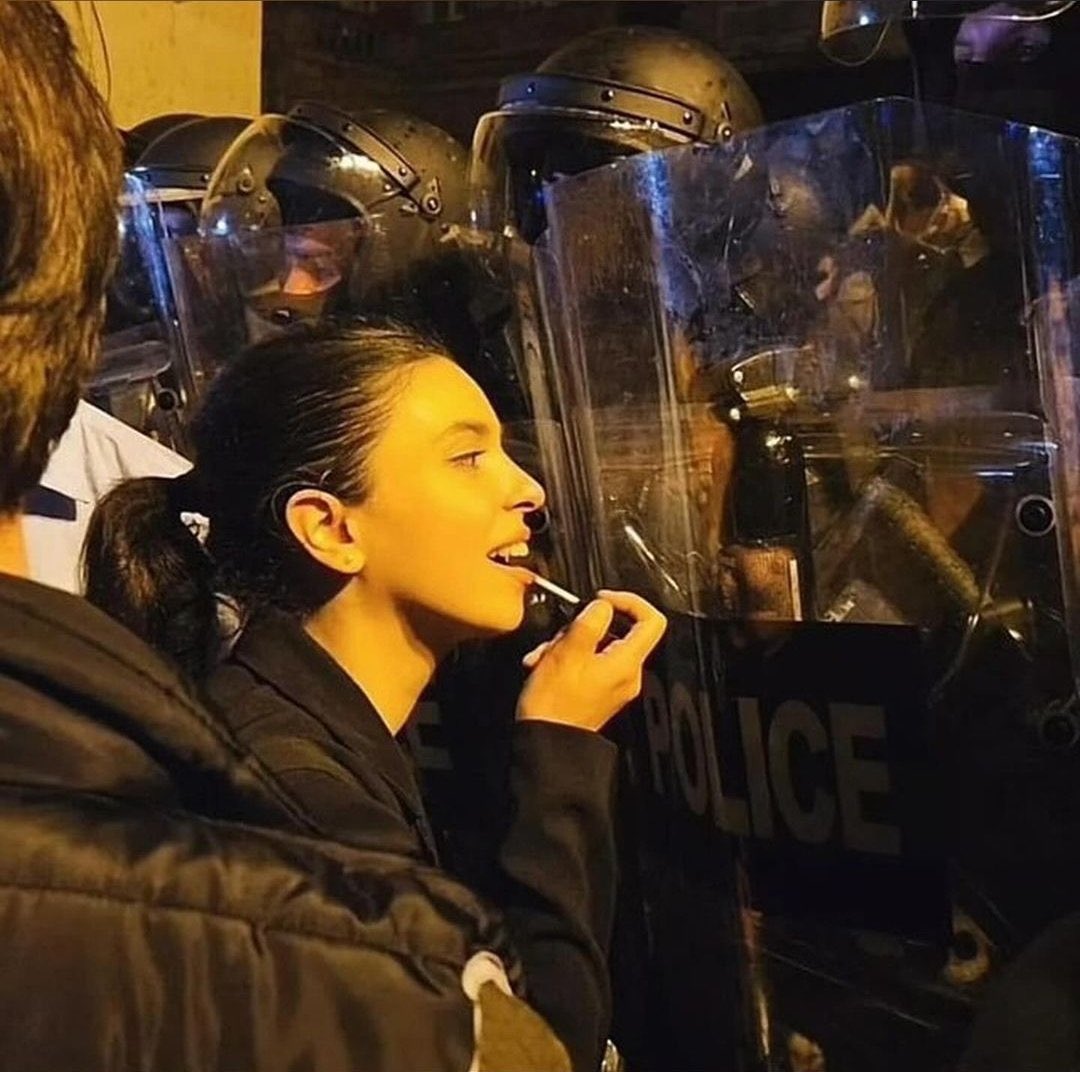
[{"xmin": 164, "ymin": 217, "xmax": 365, "ymax": 397}]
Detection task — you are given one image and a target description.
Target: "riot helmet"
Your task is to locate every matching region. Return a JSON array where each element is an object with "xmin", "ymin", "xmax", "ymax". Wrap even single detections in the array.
[
  {"xmin": 166, "ymin": 103, "xmax": 470, "ymax": 395},
  {"xmin": 198, "ymin": 102, "xmax": 467, "ymax": 316},
  {"xmin": 471, "ymin": 26, "xmax": 764, "ymax": 244},
  {"xmin": 122, "ymin": 112, "xmax": 200, "ymax": 168},
  {"xmin": 128, "ymin": 115, "xmax": 251, "ymax": 241},
  {"xmin": 821, "ymin": 0, "xmax": 1080, "ymax": 133},
  {"xmin": 135, "ymin": 116, "xmax": 250, "ymax": 198},
  {"xmin": 821, "ymin": 0, "xmax": 1075, "ymax": 60}
]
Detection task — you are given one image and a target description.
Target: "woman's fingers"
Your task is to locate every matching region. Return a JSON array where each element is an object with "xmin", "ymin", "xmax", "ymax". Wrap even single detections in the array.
[
  {"xmin": 521, "ymin": 640, "xmax": 552, "ymax": 669},
  {"xmin": 516, "ymin": 590, "xmax": 666, "ymax": 730},
  {"xmin": 594, "ymin": 589, "xmax": 667, "ymax": 661},
  {"xmin": 524, "ymin": 591, "xmax": 666, "ymax": 668},
  {"xmin": 557, "ymin": 599, "xmax": 615, "ymax": 655}
]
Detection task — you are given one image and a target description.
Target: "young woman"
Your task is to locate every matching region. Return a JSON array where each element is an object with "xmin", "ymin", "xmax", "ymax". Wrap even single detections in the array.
[{"xmin": 84, "ymin": 321, "xmax": 666, "ymax": 1072}]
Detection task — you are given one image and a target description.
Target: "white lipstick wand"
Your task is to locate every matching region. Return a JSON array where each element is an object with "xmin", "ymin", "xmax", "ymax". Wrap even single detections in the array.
[{"xmin": 530, "ymin": 573, "xmax": 583, "ymax": 607}]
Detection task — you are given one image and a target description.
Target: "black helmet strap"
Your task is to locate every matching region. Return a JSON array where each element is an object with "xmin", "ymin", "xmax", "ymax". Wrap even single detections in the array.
[{"xmin": 497, "ymin": 72, "xmax": 716, "ymax": 140}]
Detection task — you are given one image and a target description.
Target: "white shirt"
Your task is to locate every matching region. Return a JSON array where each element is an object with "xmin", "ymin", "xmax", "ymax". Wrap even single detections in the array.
[{"xmin": 23, "ymin": 401, "xmax": 190, "ymax": 593}]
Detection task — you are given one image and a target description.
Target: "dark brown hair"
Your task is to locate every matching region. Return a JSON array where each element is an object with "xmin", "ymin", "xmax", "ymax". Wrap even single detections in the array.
[{"xmin": 0, "ymin": 1, "xmax": 123, "ymax": 511}]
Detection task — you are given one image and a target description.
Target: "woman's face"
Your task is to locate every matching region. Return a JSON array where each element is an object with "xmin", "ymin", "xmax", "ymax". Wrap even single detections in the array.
[{"xmin": 352, "ymin": 356, "xmax": 545, "ymax": 642}]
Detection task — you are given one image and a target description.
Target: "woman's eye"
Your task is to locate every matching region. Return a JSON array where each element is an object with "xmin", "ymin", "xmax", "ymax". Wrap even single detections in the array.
[{"xmin": 451, "ymin": 451, "xmax": 485, "ymax": 469}]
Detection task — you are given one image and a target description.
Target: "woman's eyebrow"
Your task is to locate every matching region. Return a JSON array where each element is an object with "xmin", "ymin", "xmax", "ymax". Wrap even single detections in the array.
[{"xmin": 435, "ymin": 420, "xmax": 495, "ymax": 442}]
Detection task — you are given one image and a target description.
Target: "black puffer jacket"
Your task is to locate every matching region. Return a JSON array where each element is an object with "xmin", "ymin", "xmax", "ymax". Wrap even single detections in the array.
[
  {"xmin": 207, "ymin": 610, "xmax": 620, "ymax": 1072},
  {"xmin": 0, "ymin": 573, "xmax": 569, "ymax": 1072}
]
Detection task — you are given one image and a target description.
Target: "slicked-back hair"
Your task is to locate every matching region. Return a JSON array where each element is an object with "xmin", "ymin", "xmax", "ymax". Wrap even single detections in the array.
[
  {"xmin": 0, "ymin": 1, "xmax": 122, "ymax": 512},
  {"xmin": 84, "ymin": 321, "xmax": 444, "ymax": 681}
]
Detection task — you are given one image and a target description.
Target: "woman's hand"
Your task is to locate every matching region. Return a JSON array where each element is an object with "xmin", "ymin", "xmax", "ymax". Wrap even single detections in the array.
[{"xmin": 516, "ymin": 589, "xmax": 667, "ymax": 732}]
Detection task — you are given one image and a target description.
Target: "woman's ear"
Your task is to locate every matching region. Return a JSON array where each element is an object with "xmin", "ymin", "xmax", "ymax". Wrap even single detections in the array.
[{"xmin": 284, "ymin": 489, "xmax": 365, "ymax": 575}]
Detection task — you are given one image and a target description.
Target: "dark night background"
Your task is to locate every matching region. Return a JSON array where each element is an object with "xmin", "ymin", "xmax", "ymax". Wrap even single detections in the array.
[{"xmin": 262, "ymin": 1, "xmax": 919, "ymax": 144}]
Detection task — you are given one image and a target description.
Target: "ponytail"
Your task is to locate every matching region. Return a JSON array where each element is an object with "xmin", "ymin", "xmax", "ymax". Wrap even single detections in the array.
[
  {"xmin": 82, "ymin": 474, "xmax": 222, "ymax": 682},
  {"xmin": 85, "ymin": 323, "xmax": 444, "ymax": 677}
]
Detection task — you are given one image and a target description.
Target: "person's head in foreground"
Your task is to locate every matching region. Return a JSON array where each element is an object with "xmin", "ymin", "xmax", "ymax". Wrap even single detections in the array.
[{"xmin": 0, "ymin": 0, "xmax": 121, "ymax": 573}]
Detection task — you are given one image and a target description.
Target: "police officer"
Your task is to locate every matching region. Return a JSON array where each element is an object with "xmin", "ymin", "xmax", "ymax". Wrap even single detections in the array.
[
  {"xmin": 191, "ymin": 104, "xmax": 465, "ymax": 336},
  {"xmin": 168, "ymin": 101, "xmax": 528, "ymax": 420}
]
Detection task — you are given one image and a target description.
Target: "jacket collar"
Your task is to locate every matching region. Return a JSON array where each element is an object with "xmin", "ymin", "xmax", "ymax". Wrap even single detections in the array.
[
  {"xmin": 0, "ymin": 571, "xmax": 316, "ymax": 831},
  {"xmin": 229, "ymin": 610, "xmax": 426, "ymax": 818}
]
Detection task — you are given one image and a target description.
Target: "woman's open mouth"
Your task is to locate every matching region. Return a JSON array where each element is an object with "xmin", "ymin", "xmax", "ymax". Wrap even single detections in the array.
[
  {"xmin": 487, "ymin": 541, "xmax": 536, "ymax": 580},
  {"xmin": 488, "ymin": 541, "xmax": 530, "ymax": 565}
]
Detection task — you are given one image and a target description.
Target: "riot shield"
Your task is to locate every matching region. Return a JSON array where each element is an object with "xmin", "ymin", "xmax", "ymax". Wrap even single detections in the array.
[
  {"xmin": 91, "ymin": 173, "xmax": 201, "ymax": 453},
  {"xmin": 539, "ymin": 97, "xmax": 1080, "ymax": 1070}
]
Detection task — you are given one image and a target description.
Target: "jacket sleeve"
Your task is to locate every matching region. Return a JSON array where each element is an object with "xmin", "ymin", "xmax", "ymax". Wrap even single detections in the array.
[
  {"xmin": 491, "ymin": 720, "xmax": 619, "ymax": 1072},
  {"xmin": 0, "ymin": 796, "xmax": 575, "ymax": 1072}
]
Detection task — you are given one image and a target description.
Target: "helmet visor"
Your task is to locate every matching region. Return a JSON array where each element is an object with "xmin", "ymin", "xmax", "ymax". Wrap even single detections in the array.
[
  {"xmin": 201, "ymin": 113, "xmax": 391, "ymax": 236},
  {"xmin": 470, "ymin": 107, "xmax": 688, "ymax": 243},
  {"xmin": 820, "ymin": 0, "xmax": 1076, "ymax": 63},
  {"xmin": 165, "ymin": 216, "xmax": 366, "ymax": 397}
]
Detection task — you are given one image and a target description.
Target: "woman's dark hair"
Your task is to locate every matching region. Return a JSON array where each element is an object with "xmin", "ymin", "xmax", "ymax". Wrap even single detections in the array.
[{"xmin": 83, "ymin": 320, "xmax": 442, "ymax": 680}]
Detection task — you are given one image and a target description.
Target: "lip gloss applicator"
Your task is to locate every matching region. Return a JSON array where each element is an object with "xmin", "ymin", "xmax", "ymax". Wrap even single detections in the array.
[
  {"xmin": 530, "ymin": 573, "xmax": 584, "ymax": 608},
  {"xmin": 530, "ymin": 574, "xmax": 634, "ymax": 644}
]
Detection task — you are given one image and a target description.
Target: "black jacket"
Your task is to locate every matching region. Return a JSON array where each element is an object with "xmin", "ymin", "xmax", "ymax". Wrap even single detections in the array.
[
  {"xmin": 207, "ymin": 610, "xmax": 620, "ymax": 1072},
  {"xmin": 0, "ymin": 572, "xmax": 571, "ymax": 1072}
]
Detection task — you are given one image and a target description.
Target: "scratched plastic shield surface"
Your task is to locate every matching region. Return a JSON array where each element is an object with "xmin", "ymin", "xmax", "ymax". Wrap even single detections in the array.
[
  {"xmin": 91, "ymin": 173, "xmax": 202, "ymax": 453},
  {"xmin": 539, "ymin": 98, "xmax": 1080, "ymax": 1070}
]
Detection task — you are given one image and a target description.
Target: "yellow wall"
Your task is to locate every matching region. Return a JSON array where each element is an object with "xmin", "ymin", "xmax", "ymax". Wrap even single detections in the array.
[{"xmin": 56, "ymin": 1, "xmax": 262, "ymax": 130}]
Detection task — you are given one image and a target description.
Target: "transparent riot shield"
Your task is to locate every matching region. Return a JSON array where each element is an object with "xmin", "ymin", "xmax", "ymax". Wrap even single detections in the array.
[
  {"xmin": 539, "ymin": 98, "xmax": 1080, "ymax": 1070},
  {"xmin": 498, "ymin": 230, "xmax": 597, "ymax": 595},
  {"xmin": 91, "ymin": 173, "xmax": 201, "ymax": 453}
]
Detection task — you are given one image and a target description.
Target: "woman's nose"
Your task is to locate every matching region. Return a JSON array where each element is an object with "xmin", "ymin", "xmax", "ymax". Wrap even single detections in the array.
[{"xmin": 510, "ymin": 461, "xmax": 545, "ymax": 513}]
